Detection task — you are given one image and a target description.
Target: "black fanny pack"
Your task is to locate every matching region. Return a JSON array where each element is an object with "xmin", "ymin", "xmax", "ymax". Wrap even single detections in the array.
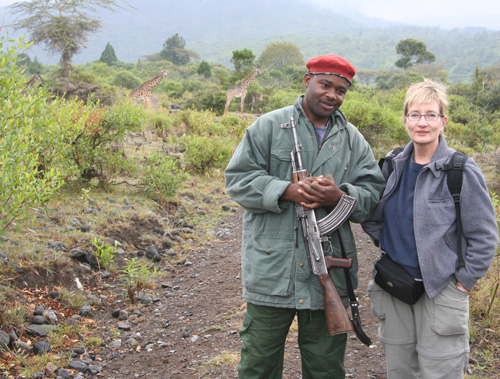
[{"xmin": 374, "ymin": 254, "xmax": 425, "ymax": 305}]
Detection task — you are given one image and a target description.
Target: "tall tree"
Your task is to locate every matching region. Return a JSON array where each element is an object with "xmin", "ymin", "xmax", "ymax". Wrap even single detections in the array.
[
  {"xmin": 395, "ymin": 38, "xmax": 436, "ymax": 70},
  {"xmin": 258, "ymin": 41, "xmax": 304, "ymax": 70},
  {"xmin": 10, "ymin": 0, "xmax": 131, "ymax": 78},
  {"xmin": 160, "ymin": 33, "xmax": 199, "ymax": 65},
  {"xmin": 99, "ymin": 41, "xmax": 118, "ymax": 66},
  {"xmin": 231, "ymin": 48, "xmax": 255, "ymax": 74},
  {"xmin": 197, "ymin": 61, "xmax": 211, "ymax": 78}
]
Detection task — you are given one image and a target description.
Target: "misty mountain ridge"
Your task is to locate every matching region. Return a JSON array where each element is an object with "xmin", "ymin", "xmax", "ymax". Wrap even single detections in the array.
[{"xmin": 2, "ymin": 0, "xmax": 499, "ymax": 82}]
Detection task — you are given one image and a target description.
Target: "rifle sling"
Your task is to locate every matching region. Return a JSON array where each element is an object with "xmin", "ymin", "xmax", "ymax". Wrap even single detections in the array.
[{"xmin": 337, "ymin": 231, "xmax": 372, "ymax": 347}]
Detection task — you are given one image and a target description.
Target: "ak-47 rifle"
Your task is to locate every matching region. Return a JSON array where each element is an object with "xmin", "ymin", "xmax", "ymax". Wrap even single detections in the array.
[{"xmin": 281, "ymin": 114, "xmax": 357, "ymax": 336}]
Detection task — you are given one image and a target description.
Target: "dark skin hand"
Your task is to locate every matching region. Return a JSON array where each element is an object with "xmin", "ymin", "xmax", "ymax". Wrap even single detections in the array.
[{"xmin": 280, "ymin": 174, "xmax": 346, "ymax": 209}]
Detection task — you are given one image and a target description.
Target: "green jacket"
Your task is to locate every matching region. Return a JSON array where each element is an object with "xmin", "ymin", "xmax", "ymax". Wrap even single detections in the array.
[{"xmin": 225, "ymin": 96, "xmax": 385, "ymax": 309}]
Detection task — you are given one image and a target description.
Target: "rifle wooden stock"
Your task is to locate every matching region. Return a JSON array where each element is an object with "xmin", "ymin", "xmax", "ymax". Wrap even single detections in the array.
[{"xmin": 318, "ymin": 274, "xmax": 354, "ymax": 335}]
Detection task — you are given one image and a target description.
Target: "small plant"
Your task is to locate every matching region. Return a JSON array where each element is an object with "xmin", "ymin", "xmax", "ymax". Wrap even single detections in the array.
[
  {"xmin": 92, "ymin": 237, "xmax": 117, "ymax": 270},
  {"xmin": 59, "ymin": 289, "xmax": 89, "ymax": 311},
  {"xmin": 202, "ymin": 352, "xmax": 239, "ymax": 367},
  {"xmin": 79, "ymin": 188, "xmax": 92, "ymax": 206},
  {"xmin": 15, "ymin": 353, "xmax": 63, "ymax": 378},
  {"xmin": 203, "ymin": 324, "xmax": 225, "ymax": 332},
  {"xmin": 84, "ymin": 336, "xmax": 103, "ymax": 348},
  {"xmin": 0, "ymin": 304, "xmax": 26, "ymax": 330},
  {"xmin": 120, "ymin": 258, "xmax": 159, "ymax": 302}
]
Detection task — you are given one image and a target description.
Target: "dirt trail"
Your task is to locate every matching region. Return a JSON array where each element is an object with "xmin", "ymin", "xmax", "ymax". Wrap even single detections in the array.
[{"xmin": 100, "ymin": 206, "xmax": 386, "ymax": 379}]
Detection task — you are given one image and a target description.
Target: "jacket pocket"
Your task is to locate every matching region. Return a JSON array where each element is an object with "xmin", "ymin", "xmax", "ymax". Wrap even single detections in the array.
[
  {"xmin": 428, "ymin": 198, "xmax": 455, "ymax": 226},
  {"xmin": 431, "ymin": 281, "xmax": 469, "ymax": 336},
  {"xmin": 243, "ymin": 239, "xmax": 294, "ymax": 297},
  {"xmin": 270, "ymin": 150, "xmax": 292, "ymax": 180}
]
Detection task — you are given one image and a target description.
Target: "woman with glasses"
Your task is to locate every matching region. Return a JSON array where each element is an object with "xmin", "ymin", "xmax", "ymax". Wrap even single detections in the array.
[{"xmin": 362, "ymin": 79, "xmax": 498, "ymax": 378}]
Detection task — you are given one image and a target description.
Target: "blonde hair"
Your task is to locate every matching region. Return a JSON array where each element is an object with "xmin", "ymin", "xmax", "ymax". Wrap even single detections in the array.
[{"xmin": 404, "ymin": 79, "xmax": 448, "ymax": 116}]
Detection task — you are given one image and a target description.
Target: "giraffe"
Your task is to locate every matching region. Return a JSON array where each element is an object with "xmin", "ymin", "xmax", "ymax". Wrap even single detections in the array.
[
  {"xmin": 129, "ymin": 69, "xmax": 169, "ymax": 107},
  {"xmin": 224, "ymin": 67, "xmax": 263, "ymax": 116},
  {"xmin": 22, "ymin": 72, "xmax": 43, "ymax": 93}
]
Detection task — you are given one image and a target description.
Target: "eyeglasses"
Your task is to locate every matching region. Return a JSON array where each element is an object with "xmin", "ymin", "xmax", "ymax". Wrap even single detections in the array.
[{"xmin": 406, "ymin": 112, "xmax": 444, "ymax": 122}]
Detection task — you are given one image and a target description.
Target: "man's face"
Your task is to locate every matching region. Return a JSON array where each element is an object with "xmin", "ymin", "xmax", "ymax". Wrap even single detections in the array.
[{"xmin": 302, "ymin": 74, "xmax": 349, "ymax": 126}]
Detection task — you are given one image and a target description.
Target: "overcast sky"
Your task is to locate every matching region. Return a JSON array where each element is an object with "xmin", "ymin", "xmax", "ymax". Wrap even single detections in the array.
[
  {"xmin": 309, "ymin": 0, "xmax": 500, "ymax": 30},
  {"xmin": 1, "ymin": 0, "xmax": 500, "ymax": 30}
]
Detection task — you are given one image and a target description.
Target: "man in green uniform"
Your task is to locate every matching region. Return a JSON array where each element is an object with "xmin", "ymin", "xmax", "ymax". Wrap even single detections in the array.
[{"xmin": 225, "ymin": 54, "xmax": 385, "ymax": 378}]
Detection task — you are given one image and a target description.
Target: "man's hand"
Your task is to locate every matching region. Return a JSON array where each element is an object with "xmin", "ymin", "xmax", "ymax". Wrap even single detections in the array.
[{"xmin": 281, "ymin": 174, "xmax": 346, "ymax": 209}]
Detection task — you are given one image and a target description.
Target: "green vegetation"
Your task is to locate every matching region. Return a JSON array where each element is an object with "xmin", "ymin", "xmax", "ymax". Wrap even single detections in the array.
[
  {"xmin": 120, "ymin": 258, "xmax": 160, "ymax": 302},
  {"xmin": 0, "ymin": 24, "xmax": 499, "ymax": 378},
  {"xmin": 99, "ymin": 42, "xmax": 119, "ymax": 66},
  {"xmin": 0, "ymin": 36, "xmax": 65, "ymax": 235},
  {"xmin": 92, "ymin": 237, "xmax": 118, "ymax": 270}
]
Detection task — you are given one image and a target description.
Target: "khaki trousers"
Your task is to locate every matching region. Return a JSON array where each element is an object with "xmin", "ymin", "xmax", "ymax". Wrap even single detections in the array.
[{"xmin": 368, "ymin": 280, "xmax": 470, "ymax": 379}]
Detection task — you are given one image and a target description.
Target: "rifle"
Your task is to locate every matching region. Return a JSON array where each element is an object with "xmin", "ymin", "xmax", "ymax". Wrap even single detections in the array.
[{"xmin": 281, "ymin": 114, "xmax": 357, "ymax": 336}]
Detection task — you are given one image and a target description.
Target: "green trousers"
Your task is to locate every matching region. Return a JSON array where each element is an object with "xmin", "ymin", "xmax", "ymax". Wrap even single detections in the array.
[{"xmin": 238, "ymin": 303, "xmax": 347, "ymax": 379}]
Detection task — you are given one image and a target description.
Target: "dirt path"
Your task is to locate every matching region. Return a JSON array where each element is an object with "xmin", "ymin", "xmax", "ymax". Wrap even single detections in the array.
[{"xmin": 98, "ymin": 205, "xmax": 386, "ymax": 379}]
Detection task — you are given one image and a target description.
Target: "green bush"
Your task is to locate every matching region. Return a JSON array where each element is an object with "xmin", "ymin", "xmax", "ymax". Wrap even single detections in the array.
[
  {"xmin": 183, "ymin": 90, "xmax": 226, "ymax": 114},
  {"xmin": 112, "ymin": 70, "xmax": 142, "ymax": 89},
  {"xmin": 0, "ymin": 36, "xmax": 64, "ymax": 234},
  {"xmin": 265, "ymin": 90, "xmax": 301, "ymax": 113},
  {"xmin": 142, "ymin": 153, "xmax": 189, "ymax": 200},
  {"xmin": 181, "ymin": 135, "xmax": 235, "ymax": 173},
  {"xmin": 220, "ymin": 115, "xmax": 250, "ymax": 143},
  {"xmin": 447, "ymin": 94, "xmax": 495, "ymax": 150},
  {"xmin": 149, "ymin": 112, "xmax": 174, "ymax": 137},
  {"xmin": 64, "ymin": 100, "xmax": 145, "ymax": 181}
]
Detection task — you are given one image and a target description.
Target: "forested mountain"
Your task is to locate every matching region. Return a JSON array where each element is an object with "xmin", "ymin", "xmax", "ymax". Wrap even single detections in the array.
[{"xmin": 2, "ymin": 0, "xmax": 499, "ymax": 82}]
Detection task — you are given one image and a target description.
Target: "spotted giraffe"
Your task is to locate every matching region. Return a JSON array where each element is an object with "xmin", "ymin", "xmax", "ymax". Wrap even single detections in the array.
[
  {"xmin": 129, "ymin": 69, "xmax": 169, "ymax": 107},
  {"xmin": 22, "ymin": 72, "xmax": 43, "ymax": 93},
  {"xmin": 224, "ymin": 67, "xmax": 263, "ymax": 115}
]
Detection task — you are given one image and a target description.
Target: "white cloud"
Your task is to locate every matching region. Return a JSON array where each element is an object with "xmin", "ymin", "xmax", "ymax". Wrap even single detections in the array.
[{"xmin": 0, "ymin": 0, "xmax": 16, "ymax": 6}]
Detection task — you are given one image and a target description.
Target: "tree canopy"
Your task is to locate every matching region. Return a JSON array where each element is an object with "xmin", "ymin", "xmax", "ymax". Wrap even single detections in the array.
[
  {"xmin": 395, "ymin": 38, "xmax": 436, "ymax": 70},
  {"xmin": 160, "ymin": 33, "xmax": 199, "ymax": 65},
  {"xmin": 99, "ymin": 42, "xmax": 118, "ymax": 66},
  {"xmin": 230, "ymin": 48, "xmax": 255, "ymax": 73},
  {"xmin": 10, "ymin": 0, "xmax": 130, "ymax": 78},
  {"xmin": 258, "ymin": 41, "xmax": 304, "ymax": 70}
]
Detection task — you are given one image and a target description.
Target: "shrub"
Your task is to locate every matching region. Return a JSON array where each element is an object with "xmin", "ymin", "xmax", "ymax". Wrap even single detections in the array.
[
  {"xmin": 220, "ymin": 115, "xmax": 250, "ymax": 143},
  {"xmin": 112, "ymin": 70, "xmax": 142, "ymax": 89},
  {"xmin": 181, "ymin": 135, "xmax": 235, "ymax": 173},
  {"xmin": 142, "ymin": 153, "xmax": 189, "ymax": 200},
  {"xmin": 0, "ymin": 36, "xmax": 64, "ymax": 235},
  {"xmin": 64, "ymin": 100, "xmax": 145, "ymax": 181}
]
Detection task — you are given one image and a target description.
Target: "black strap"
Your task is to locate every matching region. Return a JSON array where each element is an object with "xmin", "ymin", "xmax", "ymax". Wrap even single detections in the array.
[
  {"xmin": 444, "ymin": 152, "xmax": 468, "ymax": 268},
  {"xmin": 378, "ymin": 146, "xmax": 404, "ymax": 175},
  {"xmin": 338, "ymin": 232, "xmax": 372, "ymax": 347}
]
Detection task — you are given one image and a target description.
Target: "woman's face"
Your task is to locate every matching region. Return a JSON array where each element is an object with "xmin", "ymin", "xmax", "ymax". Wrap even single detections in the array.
[{"xmin": 405, "ymin": 101, "xmax": 447, "ymax": 148}]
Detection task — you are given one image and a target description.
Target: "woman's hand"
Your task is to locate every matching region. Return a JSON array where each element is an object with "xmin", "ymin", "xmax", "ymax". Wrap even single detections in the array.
[{"xmin": 456, "ymin": 282, "xmax": 470, "ymax": 294}]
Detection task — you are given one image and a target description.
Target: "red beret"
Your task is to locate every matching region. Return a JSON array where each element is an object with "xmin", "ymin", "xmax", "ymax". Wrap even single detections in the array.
[{"xmin": 306, "ymin": 54, "xmax": 356, "ymax": 84}]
